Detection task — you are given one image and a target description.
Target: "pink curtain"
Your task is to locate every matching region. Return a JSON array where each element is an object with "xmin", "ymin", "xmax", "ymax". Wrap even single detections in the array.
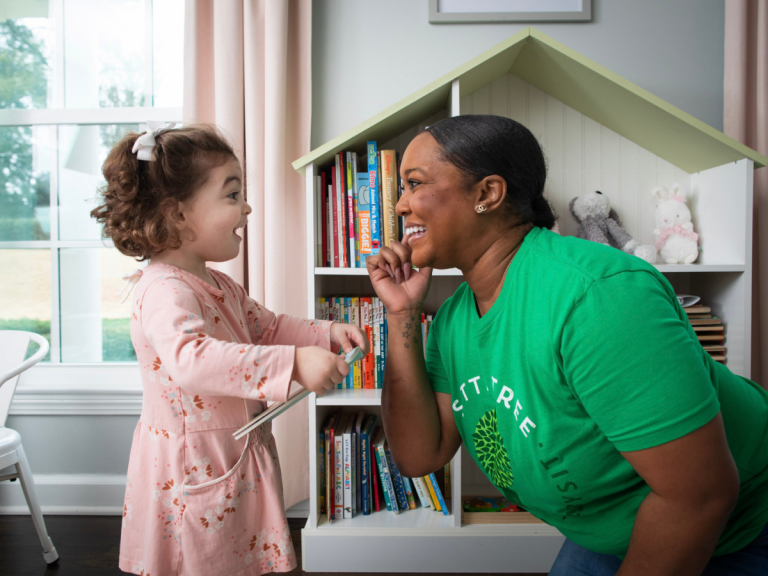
[
  {"xmin": 184, "ymin": 0, "xmax": 313, "ymax": 507},
  {"xmin": 724, "ymin": 0, "xmax": 768, "ymax": 389}
]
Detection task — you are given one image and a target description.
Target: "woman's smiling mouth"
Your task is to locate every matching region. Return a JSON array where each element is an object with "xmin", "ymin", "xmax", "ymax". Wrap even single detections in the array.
[{"xmin": 404, "ymin": 224, "xmax": 427, "ymax": 243}]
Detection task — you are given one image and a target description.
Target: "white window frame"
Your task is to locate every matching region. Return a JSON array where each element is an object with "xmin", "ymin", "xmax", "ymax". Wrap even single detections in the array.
[{"xmin": 1, "ymin": 0, "xmax": 181, "ymax": 413}]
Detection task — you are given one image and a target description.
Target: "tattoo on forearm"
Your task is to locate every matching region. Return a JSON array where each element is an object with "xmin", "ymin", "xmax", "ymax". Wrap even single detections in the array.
[{"xmin": 401, "ymin": 315, "xmax": 420, "ymax": 350}]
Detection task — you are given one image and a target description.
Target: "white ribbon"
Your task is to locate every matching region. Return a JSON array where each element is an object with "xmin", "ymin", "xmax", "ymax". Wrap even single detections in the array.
[
  {"xmin": 131, "ymin": 121, "xmax": 176, "ymax": 161},
  {"xmin": 118, "ymin": 269, "xmax": 144, "ymax": 304}
]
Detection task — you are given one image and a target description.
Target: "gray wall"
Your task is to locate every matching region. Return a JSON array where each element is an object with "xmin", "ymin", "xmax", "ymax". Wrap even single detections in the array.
[{"xmin": 311, "ymin": 0, "xmax": 725, "ymax": 149}]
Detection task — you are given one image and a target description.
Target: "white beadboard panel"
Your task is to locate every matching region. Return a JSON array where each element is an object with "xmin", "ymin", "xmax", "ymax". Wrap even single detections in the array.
[{"xmin": 465, "ymin": 74, "xmax": 692, "ymax": 246}]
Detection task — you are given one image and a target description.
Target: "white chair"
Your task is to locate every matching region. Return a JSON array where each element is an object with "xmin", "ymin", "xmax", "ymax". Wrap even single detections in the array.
[{"xmin": 0, "ymin": 331, "xmax": 59, "ymax": 564}]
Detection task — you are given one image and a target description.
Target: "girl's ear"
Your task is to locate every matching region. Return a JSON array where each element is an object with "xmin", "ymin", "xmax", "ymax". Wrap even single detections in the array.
[
  {"xmin": 651, "ymin": 186, "xmax": 667, "ymax": 205},
  {"xmin": 476, "ymin": 174, "xmax": 507, "ymax": 214}
]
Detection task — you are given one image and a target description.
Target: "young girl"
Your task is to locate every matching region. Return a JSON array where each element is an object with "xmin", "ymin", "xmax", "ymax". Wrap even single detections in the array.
[{"xmin": 92, "ymin": 123, "xmax": 367, "ymax": 576}]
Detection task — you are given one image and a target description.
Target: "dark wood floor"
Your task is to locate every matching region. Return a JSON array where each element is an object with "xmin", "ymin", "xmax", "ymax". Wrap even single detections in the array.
[{"xmin": 0, "ymin": 515, "xmax": 547, "ymax": 576}]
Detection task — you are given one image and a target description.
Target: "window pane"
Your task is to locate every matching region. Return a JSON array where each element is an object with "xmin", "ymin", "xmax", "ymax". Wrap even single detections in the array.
[
  {"xmin": 0, "ymin": 1, "xmax": 185, "ymax": 110},
  {"xmin": 0, "ymin": 13, "xmax": 54, "ymax": 109},
  {"xmin": 58, "ymin": 123, "xmax": 139, "ymax": 241},
  {"xmin": 59, "ymin": 247, "xmax": 139, "ymax": 363},
  {"xmin": 64, "ymin": 0, "xmax": 147, "ymax": 108},
  {"xmin": 0, "ymin": 249, "xmax": 52, "ymax": 361},
  {"xmin": 0, "ymin": 125, "xmax": 53, "ymax": 240},
  {"xmin": 152, "ymin": 0, "xmax": 184, "ymax": 108}
]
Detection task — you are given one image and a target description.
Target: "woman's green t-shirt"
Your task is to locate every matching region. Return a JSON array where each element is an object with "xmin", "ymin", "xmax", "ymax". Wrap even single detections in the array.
[{"xmin": 426, "ymin": 227, "xmax": 768, "ymax": 557}]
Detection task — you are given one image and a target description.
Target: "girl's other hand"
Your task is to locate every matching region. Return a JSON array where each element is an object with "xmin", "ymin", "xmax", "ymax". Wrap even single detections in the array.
[
  {"xmin": 366, "ymin": 238, "xmax": 432, "ymax": 316},
  {"xmin": 330, "ymin": 322, "xmax": 369, "ymax": 355},
  {"xmin": 292, "ymin": 346, "xmax": 349, "ymax": 395}
]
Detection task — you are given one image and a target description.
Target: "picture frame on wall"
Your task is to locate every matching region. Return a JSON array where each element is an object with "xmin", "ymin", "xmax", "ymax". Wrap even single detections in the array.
[{"xmin": 429, "ymin": 0, "xmax": 592, "ymax": 24}]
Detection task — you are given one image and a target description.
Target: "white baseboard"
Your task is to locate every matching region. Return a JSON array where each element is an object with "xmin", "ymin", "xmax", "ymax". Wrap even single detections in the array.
[{"xmin": 0, "ymin": 474, "xmax": 310, "ymax": 518}]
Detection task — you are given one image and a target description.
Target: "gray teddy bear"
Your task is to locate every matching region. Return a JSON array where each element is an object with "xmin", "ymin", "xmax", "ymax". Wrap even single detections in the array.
[{"xmin": 569, "ymin": 191, "xmax": 656, "ymax": 263}]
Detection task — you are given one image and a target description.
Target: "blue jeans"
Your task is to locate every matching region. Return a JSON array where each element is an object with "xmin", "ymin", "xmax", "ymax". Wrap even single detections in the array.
[{"xmin": 549, "ymin": 524, "xmax": 768, "ymax": 575}]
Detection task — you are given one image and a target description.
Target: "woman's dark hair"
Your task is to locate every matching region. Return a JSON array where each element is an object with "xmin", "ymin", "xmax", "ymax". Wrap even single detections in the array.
[
  {"xmin": 91, "ymin": 124, "xmax": 237, "ymax": 261},
  {"xmin": 425, "ymin": 115, "xmax": 555, "ymax": 229}
]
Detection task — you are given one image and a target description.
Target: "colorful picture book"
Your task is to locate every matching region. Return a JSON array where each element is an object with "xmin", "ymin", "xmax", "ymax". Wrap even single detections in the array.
[
  {"xmin": 316, "ymin": 296, "xmax": 433, "ymax": 389},
  {"xmin": 319, "ymin": 409, "xmax": 449, "ymax": 522},
  {"xmin": 314, "ymin": 143, "xmax": 402, "ymax": 267}
]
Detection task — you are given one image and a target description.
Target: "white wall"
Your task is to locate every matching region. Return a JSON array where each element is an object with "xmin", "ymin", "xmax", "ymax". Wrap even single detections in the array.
[{"xmin": 311, "ymin": 0, "xmax": 725, "ymax": 149}]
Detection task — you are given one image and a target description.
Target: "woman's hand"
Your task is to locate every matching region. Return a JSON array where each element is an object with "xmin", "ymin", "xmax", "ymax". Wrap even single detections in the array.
[
  {"xmin": 365, "ymin": 238, "xmax": 432, "ymax": 316},
  {"xmin": 292, "ymin": 346, "xmax": 349, "ymax": 395},
  {"xmin": 330, "ymin": 322, "xmax": 369, "ymax": 355}
]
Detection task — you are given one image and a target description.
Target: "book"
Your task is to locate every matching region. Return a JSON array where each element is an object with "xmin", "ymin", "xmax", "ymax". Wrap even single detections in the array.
[
  {"xmin": 318, "ymin": 425, "xmax": 326, "ymax": 516},
  {"xmin": 427, "ymin": 471, "xmax": 449, "ymax": 516},
  {"xmin": 321, "ymin": 172, "xmax": 328, "ymax": 266},
  {"xmin": 423, "ymin": 474, "xmax": 442, "ymax": 512},
  {"xmin": 354, "ymin": 410, "xmax": 365, "ymax": 514},
  {"xmin": 342, "ymin": 414, "xmax": 356, "ymax": 518},
  {"xmin": 323, "ymin": 410, "xmax": 342, "ymax": 521},
  {"xmin": 384, "ymin": 441, "xmax": 410, "ymax": 512},
  {"xmin": 334, "ymin": 412, "xmax": 348, "ymax": 520},
  {"xmin": 684, "ymin": 305, "xmax": 711, "ymax": 315},
  {"xmin": 357, "ymin": 172, "xmax": 371, "ymax": 257},
  {"xmin": 327, "ymin": 182, "xmax": 334, "ymax": 267},
  {"xmin": 315, "ymin": 175, "xmax": 322, "ymax": 266},
  {"xmin": 331, "ymin": 165, "xmax": 339, "ymax": 267},
  {"xmin": 338, "ymin": 153, "xmax": 348, "ymax": 267},
  {"xmin": 369, "ymin": 428, "xmax": 382, "ymax": 512},
  {"xmin": 346, "ymin": 151, "xmax": 357, "ymax": 268},
  {"xmin": 367, "ymin": 141, "xmax": 381, "ymax": 254},
  {"xmin": 352, "ymin": 152, "xmax": 361, "ymax": 267},
  {"xmin": 372, "ymin": 428, "xmax": 399, "ymax": 513},
  {"xmin": 360, "ymin": 414, "xmax": 377, "ymax": 515},
  {"xmin": 401, "ymin": 476, "xmax": 417, "ymax": 510},
  {"xmin": 411, "ymin": 476, "xmax": 432, "ymax": 509},
  {"xmin": 379, "ymin": 149, "xmax": 399, "ymax": 247}
]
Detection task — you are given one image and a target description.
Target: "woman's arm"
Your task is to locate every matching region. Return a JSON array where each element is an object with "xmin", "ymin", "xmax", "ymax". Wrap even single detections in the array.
[
  {"xmin": 367, "ymin": 240, "xmax": 462, "ymax": 478},
  {"xmin": 617, "ymin": 413, "xmax": 739, "ymax": 576},
  {"xmin": 383, "ymin": 310, "xmax": 462, "ymax": 477}
]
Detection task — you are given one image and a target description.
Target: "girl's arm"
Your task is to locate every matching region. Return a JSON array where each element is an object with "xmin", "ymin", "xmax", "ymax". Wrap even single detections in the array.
[
  {"xmin": 366, "ymin": 241, "xmax": 462, "ymax": 478},
  {"xmin": 232, "ymin": 277, "xmax": 368, "ymax": 356},
  {"xmin": 141, "ymin": 276, "xmax": 340, "ymax": 402},
  {"xmin": 241, "ymin": 294, "xmax": 335, "ymax": 350}
]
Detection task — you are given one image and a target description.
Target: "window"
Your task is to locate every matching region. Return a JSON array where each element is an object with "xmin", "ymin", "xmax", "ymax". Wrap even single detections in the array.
[{"xmin": 0, "ymin": 0, "xmax": 184, "ymax": 363}]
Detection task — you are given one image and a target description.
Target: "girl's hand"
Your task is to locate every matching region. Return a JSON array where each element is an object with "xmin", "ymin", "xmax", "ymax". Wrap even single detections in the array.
[
  {"xmin": 293, "ymin": 346, "xmax": 349, "ymax": 395},
  {"xmin": 366, "ymin": 238, "xmax": 432, "ymax": 316},
  {"xmin": 330, "ymin": 322, "xmax": 369, "ymax": 355}
]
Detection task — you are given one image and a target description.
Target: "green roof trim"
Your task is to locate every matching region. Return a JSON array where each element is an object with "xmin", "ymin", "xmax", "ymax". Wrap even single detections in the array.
[{"xmin": 294, "ymin": 28, "xmax": 765, "ymax": 174}]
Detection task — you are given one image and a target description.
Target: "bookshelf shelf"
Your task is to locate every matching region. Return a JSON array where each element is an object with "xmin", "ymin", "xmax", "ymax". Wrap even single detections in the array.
[
  {"xmin": 316, "ymin": 507, "xmax": 456, "ymax": 530},
  {"xmin": 298, "ymin": 28, "xmax": 758, "ymax": 574},
  {"xmin": 314, "ymin": 388, "xmax": 382, "ymax": 406},
  {"xmin": 314, "ymin": 267, "xmax": 463, "ymax": 276},
  {"xmin": 654, "ymin": 264, "xmax": 746, "ymax": 273}
]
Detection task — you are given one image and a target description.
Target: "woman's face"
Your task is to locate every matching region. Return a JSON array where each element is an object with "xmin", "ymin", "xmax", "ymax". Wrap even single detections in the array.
[{"xmin": 398, "ymin": 132, "xmax": 480, "ymax": 270}]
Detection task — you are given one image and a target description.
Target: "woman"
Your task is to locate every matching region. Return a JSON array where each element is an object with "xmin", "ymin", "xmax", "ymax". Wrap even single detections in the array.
[{"xmin": 366, "ymin": 115, "xmax": 768, "ymax": 576}]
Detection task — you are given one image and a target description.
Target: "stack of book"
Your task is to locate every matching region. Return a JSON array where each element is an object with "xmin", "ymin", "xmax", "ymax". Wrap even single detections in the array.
[
  {"xmin": 685, "ymin": 304, "xmax": 726, "ymax": 364},
  {"xmin": 318, "ymin": 296, "xmax": 433, "ymax": 389},
  {"xmin": 319, "ymin": 410, "xmax": 450, "ymax": 522},
  {"xmin": 313, "ymin": 141, "xmax": 403, "ymax": 268}
]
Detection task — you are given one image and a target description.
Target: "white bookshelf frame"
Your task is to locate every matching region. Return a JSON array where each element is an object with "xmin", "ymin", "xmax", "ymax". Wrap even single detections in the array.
[{"xmin": 301, "ymin": 74, "xmax": 754, "ymax": 572}]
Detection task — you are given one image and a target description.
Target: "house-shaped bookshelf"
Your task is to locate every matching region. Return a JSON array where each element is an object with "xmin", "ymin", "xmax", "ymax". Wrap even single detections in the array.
[{"xmin": 293, "ymin": 28, "xmax": 764, "ymax": 573}]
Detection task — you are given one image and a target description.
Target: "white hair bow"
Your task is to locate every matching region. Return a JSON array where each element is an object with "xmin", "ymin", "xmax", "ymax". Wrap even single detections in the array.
[{"xmin": 132, "ymin": 121, "xmax": 177, "ymax": 161}]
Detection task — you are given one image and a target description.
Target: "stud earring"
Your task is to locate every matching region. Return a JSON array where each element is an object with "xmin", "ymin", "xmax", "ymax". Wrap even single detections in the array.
[{"xmin": 475, "ymin": 205, "xmax": 487, "ymax": 213}]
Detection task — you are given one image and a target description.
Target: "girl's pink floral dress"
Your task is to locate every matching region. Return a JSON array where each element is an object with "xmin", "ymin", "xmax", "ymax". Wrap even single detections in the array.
[{"xmin": 119, "ymin": 263, "xmax": 333, "ymax": 576}]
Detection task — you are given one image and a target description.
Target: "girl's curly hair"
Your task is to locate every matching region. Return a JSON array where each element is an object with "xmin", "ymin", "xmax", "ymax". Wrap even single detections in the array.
[{"xmin": 91, "ymin": 124, "xmax": 237, "ymax": 261}]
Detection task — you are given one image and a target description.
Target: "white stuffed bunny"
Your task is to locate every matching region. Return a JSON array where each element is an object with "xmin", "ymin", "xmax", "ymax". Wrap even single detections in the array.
[{"xmin": 652, "ymin": 184, "xmax": 699, "ymax": 264}]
